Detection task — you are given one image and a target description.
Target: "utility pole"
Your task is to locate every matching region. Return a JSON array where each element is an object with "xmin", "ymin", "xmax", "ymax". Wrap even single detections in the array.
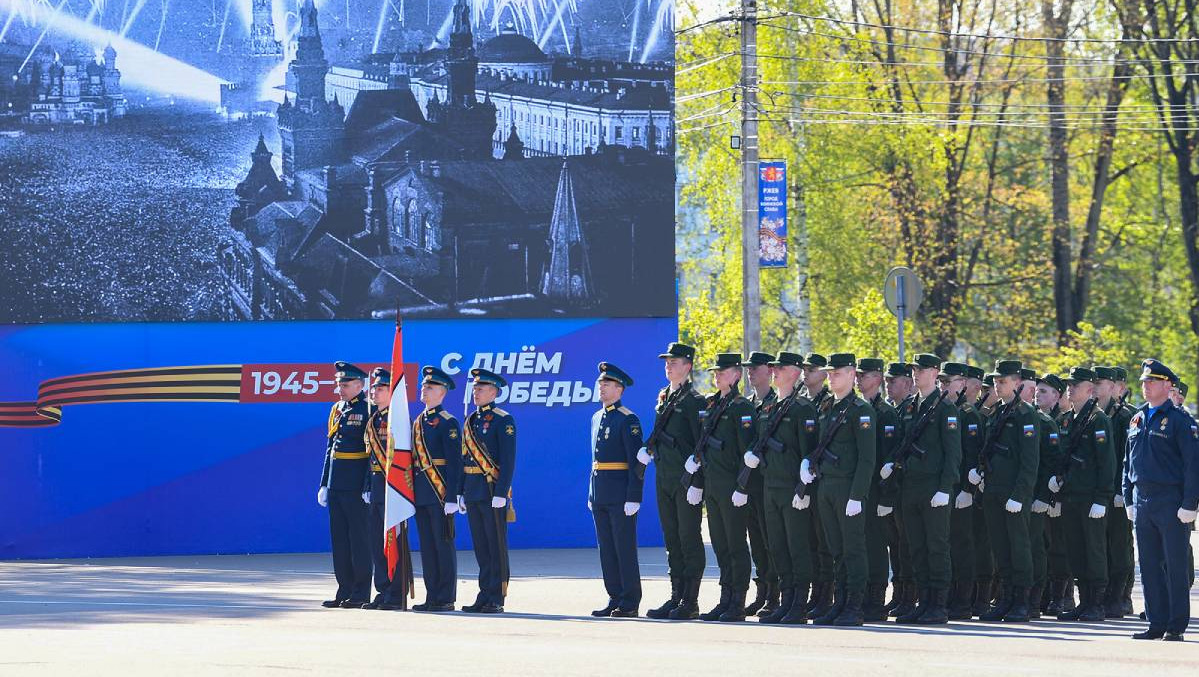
[{"xmin": 739, "ymin": 0, "xmax": 759, "ymax": 357}]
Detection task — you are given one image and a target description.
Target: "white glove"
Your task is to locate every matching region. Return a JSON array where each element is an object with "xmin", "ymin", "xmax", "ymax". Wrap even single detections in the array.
[
  {"xmin": 967, "ymin": 468, "xmax": 982, "ymax": 486},
  {"xmin": 731, "ymin": 490, "xmax": 749, "ymax": 507},
  {"xmin": 877, "ymin": 505, "xmax": 893, "ymax": 517},
  {"xmin": 800, "ymin": 458, "xmax": 815, "ymax": 485},
  {"xmin": 317, "ymin": 487, "xmax": 328, "ymax": 507},
  {"xmin": 880, "ymin": 462, "xmax": 894, "ymax": 480},
  {"xmin": 1048, "ymin": 476, "xmax": 1062, "ymax": 493},
  {"xmin": 1005, "ymin": 499, "xmax": 1022, "ymax": 514},
  {"xmin": 743, "ymin": 451, "xmax": 761, "ymax": 469},
  {"xmin": 1089, "ymin": 503, "xmax": 1106, "ymax": 519},
  {"xmin": 955, "ymin": 491, "xmax": 973, "ymax": 509},
  {"xmin": 444, "ymin": 501, "xmax": 458, "ymax": 516},
  {"xmin": 636, "ymin": 447, "xmax": 652, "ymax": 465},
  {"xmin": 587, "ymin": 499, "xmax": 593, "ymax": 512},
  {"xmin": 361, "ymin": 492, "xmax": 371, "ymax": 505},
  {"xmin": 930, "ymin": 491, "xmax": 950, "ymax": 508},
  {"xmin": 792, "ymin": 494, "xmax": 810, "ymax": 511},
  {"xmin": 1113, "ymin": 494, "xmax": 1125, "ymax": 508},
  {"xmin": 492, "ymin": 496, "xmax": 507, "ymax": 509},
  {"xmin": 1125, "ymin": 505, "xmax": 1135, "ymax": 522},
  {"xmin": 684, "ymin": 455, "xmax": 701, "ymax": 474},
  {"xmin": 1031, "ymin": 500, "xmax": 1050, "ymax": 514},
  {"xmin": 624, "ymin": 502, "xmax": 640, "ymax": 516},
  {"xmin": 845, "ymin": 499, "xmax": 862, "ymax": 517},
  {"xmin": 457, "ymin": 495, "xmax": 467, "ymax": 514},
  {"xmin": 1048, "ymin": 502, "xmax": 1062, "ymax": 518},
  {"xmin": 1178, "ymin": 507, "xmax": 1198, "ymax": 524},
  {"xmin": 686, "ymin": 486, "xmax": 703, "ymax": 505}
]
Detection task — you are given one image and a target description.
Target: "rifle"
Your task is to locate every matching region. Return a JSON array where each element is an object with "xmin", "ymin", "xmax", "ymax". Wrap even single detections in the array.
[
  {"xmin": 977, "ymin": 383, "xmax": 1026, "ymax": 479},
  {"xmin": 1105, "ymin": 391, "xmax": 1129, "ymax": 418},
  {"xmin": 641, "ymin": 382, "xmax": 689, "ymax": 480},
  {"xmin": 681, "ymin": 388, "xmax": 737, "ymax": 489},
  {"xmin": 735, "ymin": 391, "xmax": 798, "ymax": 491},
  {"xmin": 955, "ymin": 390, "xmax": 967, "ymax": 408},
  {"xmin": 1054, "ymin": 397, "xmax": 1099, "ymax": 494},
  {"xmin": 878, "ymin": 389, "xmax": 950, "ymax": 492},
  {"xmin": 810, "ymin": 385, "xmax": 830, "ymax": 410},
  {"xmin": 794, "ymin": 398, "xmax": 852, "ymax": 501}
]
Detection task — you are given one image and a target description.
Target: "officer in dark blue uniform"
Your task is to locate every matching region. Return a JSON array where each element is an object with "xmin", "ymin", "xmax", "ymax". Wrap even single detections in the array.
[
  {"xmin": 411, "ymin": 366, "xmax": 463, "ymax": 612},
  {"xmin": 588, "ymin": 362, "xmax": 645, "ymax": 617},
  {"xmin": 1124, "ymin": 359, "xmax": 1199, "ymax": 641},
  {"xmin": 461, "ymin": 368, "xmax": 516, "ymax": 613},
  {"xmin": 361, "ymin": 367, "xmax": 400, "ymax": 610},
  {"xmin": 318, "ymin": 361, "xmax": 373, "ymax": 608}
]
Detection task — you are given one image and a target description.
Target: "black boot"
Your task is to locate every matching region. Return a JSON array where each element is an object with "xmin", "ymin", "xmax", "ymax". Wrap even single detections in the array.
[
  {"xmin": 1062, "ymin": 580, "xmax": 1077, "ymax": 612},
  {"xmin": 1027, "ymin": 584, "xmax": 1044, "ymax": 620},
  {"xmin": 668, "ymin": 578, "xmax": 701, "ymax": 620},
  {"xmin": 760, "ymin": 586, "xmax": 795, "ymax": 624},
  {"xmin": 806, "ymin": 581, "xmax": 834, "ymax": 620},
  {"xmin": 699, "ymin": 585, "xmax": 731, "ymax": 622},
  {"xmin": 744, "ymin": 578, "xmax": 768, "ymax": 616},
  {"xmin": 896, "ymin": 587, "xmax": 930, "ymax": 624},
  {"xmin": 890, "ymin": 581, "xmax": 918, "ymax": 619},
  {"xmin": 718, "ymin": 589, "xmax": 747, "ymax": 622},
  {"xmin": 758, "ymin": 580, "xmax": 781, "ymax": 617},
  {"xmin": 971, "ymin": 577, "xmax": 993, "ymax": 616},
  {"xmin": 862, "ymin": 582, "xmax": 888, "ymax": 622},
  {"xmin": 813, "ymin": 583, "xmax": 847, "ymax": 626},
  {"xmin": 1103, "ymin": 584, "xmax": 1125, "ymax": 618},
  {"xmin": 833, "ymin": 589, "xmax": 865, "ymax": 626},
  {"xmin": 884, "ymin": 580, "xmax": 903, "ymax": 614},
  {"xmin": 947, "ymin": 581, "xmax": 973, "ymax": 620},
  {"xmin": 780, "ymin": 583, "xmax": 811, "ymax": 624},
  {"xmin": 1045, "ymin": 579, "xmax": 1066, "ymax": 616},
  {"xmin": 979, "ymin": 585, "xmax": 1012, "ymax": 622},
  {"xmin": 1058, "ymin": 582, "xmax": 1085, "ymax": 621},
  {"xmin": 1120, "ymin": 572, "xmax": 1134, "ymax": 616},
  {"xmin": 1003, "ymin": 586, "xmax": 1030, "ymax": 622},
  {"xmin": 1078, "ymin": 585, "xmax": 1106, "ymax": 622},
  {"xmin": 591, "ymin": 599, "xmax": 619, "ymax": 617},
  {"xmin": 646, "ymin": 576, "xmax": 682, "ymax": 619},
  {"xmin": 914, "ymin": 588, "xmax": 949, "ymax": 625}
]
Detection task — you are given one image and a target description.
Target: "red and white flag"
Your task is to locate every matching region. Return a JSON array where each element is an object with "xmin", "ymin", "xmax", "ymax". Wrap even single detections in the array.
[{"xmin": 384, "ymin": 319, "xmax": 416, "ymax": 578}]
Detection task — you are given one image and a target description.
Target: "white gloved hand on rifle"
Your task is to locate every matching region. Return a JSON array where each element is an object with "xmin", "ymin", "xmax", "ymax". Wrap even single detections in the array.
[
  {"xmin": 684, "ymin": 455, "xmax": 701, "ymax": 474},
  {"xmin": 955, "ymin": 491, "xmax": 973, "ymax": 509},
  {"xmin": 731, "ymin": 491, "xmax": 748, "ymax": 507},
  {"xmin": 800, "ymin": 459, "xmax": 815, "ymax": 485},
  {"xmin": 930, "ymin": 491, "xmax": 949, "ymax": 508},
  {"xmin": 743, "ymin": 451, "xmax": 761, "ymax": 469},
  {"xmin": 636, "ymin": 447, "xmax": 652, "ymax": 466}
]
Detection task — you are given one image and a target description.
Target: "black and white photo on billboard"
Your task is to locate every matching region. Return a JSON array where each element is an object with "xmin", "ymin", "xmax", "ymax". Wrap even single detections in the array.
[{"xmin": 0, "ymin": 0, "xmax": 675, "ymax": 323}]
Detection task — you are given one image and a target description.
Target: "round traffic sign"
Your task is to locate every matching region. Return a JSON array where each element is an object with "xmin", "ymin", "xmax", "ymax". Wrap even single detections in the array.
[{"xmin": 884, "ymin": 266, "xmax": 923, "ymax": 318}]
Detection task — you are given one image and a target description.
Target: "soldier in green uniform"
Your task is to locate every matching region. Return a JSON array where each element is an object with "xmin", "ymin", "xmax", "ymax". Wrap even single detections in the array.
[
  {"xmin": 883, "ymin": 362, "xmax": 918, "ymax": 617},
  {"xmin": 1035, "ymin": 373, "xmax": 1074, "ymax": 615},
  {"xmin": 641, "ymin": 343, "xmax": 707, "ymax": 620},
  {"xmin": 968, "ymin": 360, "xmax": 1039, "ymax": 622},
  {"xmin": 855, "ymin": 358, "xmax": 901, "ymax": 621},
  {"xmin": 743, "ymin": 352, "xmax": 820, "ymax": 624},
  {"xmin": 1026, "ymin": 373, "xmax": 1064, "ymax": 620},
  {"xmin": 1048, "ymin": 367, "xmax": 1115, "ymax": 622},
  {"xmin": 797, "ymin": 353, "xmax": 876, "ymax": 626},
  {"xmin": 881, "ymin": 354, "xmax": 959, "ymax": 624},
  {"xmin": 1095, "ymin": 366, "xmax": 1135, "ymax": 617},
  {"xmin": 739, "ymin": 352, "xmax": 780, "ymax": 616},
  {"xmin": 686, "ymin": 353, "xmax": 757, "ymax": 622},
  {"xmin": 937, "ymin": 362, "xmax": 983, "ymax": 619},
  {"xmin": 800, "ymin": 352, "xmax": 836, "ymax": 618}
]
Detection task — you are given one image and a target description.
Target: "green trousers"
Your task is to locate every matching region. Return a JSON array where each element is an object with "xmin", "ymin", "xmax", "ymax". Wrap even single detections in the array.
[
  {"xmin": 888, "ymin": 506, "xmax": 913, "ymax": 584},
  {"xmin": 746, "ymin": 479, "xmax": 776, "ymax": 585},
  {"xmin": 1048, "ymin": 512, "xmax": 1071, "ymax": 581},
  {"xmin": 1029, "ymin": 511, "xmax": 1047, "ymax": 588},
  {"xmin": 764, "ymin": 487, "xmax": 815, "ymax": 589},
  {"xmin": 981, "ymin": 493, "xmax": 1032, "ymax": 588},
  {"xmin": 949, "ymin": 499, "xmax": 975, "ymax": 586},
  {"xmin": 706, "ymin": 483, "xmax": 750, "ymax": 592},
  {"xmin": 809, "ymin": 484, "xmax": 835, "ymax": 584},
  {"xmin": 972, "ymin": 499, "xmax": 995, "ymax": 582},
  {"xmin": 900, "ymin": 481, "xmax": 952, "ymax": 590},
  {"xmin": 1106, "ymin": 505, "xmax": 1134, "ymax": 591},
  {"xmin": 655, "ymin": 476, "xmax": 706, "ymax": 580},
  {"xmin": 1061, "ymin": 500, "xmax": 1108, "ymax": 587},
  {"xmin": 865, "ymin": 490, "xmax": 891, "ymax": 586},
  {"xmin": 816, "ymin": 477, "xmax": 868, "ymax": 594}
]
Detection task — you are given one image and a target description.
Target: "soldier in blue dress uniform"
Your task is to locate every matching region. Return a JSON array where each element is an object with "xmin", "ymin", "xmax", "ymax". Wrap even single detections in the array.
[
  {"xmin": 361, "ymin": 367, "xmax": 401, "ymax": 610},
  {"xmin": 460, "ymin": 368, "xmax": 517, "ymax": 613},
  {"xmin": 318, "ymin": 361, "xmax": 373, "ymax": 608},
  {"xmin": 411, "ymin": 366, "xmax": 464, "ymax": 612},
  {"xmin": 1124, "ymin": 359, "xmax": 1199, "ymax": 641},
  {"xmin": 588, "ymin": 362, "xmax": 645, "ymax": 617}
]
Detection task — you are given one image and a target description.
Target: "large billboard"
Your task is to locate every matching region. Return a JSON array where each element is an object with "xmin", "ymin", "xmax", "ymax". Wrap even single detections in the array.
[{"xmin": 0, "ymin": 0, "xmax": 677, "ymax": 558}]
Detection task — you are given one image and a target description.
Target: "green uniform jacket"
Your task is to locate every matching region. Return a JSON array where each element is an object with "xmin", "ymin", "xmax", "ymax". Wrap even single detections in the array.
[
  {"xmin": 1033, "ymin": 410, "xmax": 1063, "ymax": 505},
  {"xmin": 982, "ymin": 400, "xmax": 1040, "ymax": 505},
  {"xmin": 649, "ymin": 382, "xmax": 705, "ymax": 484},
  {"xmin": 1105, "ymin": 400, "xmax": 1134, "ymax": 498},
  {"xmin": 758, "ymin": 392, "xmax": 818, "ymax": 493},
  {"xmin": 899, "ymin": 391, "xmax": 962, "ymax": 494},
  {"xmin": 700, "ymin": 391, "xmax": 757, "ymax": 491},
  {"xmin": 816, "ymin": 393, "xmax": 877, "ymax": 502},
  {"xmin": 1057, "ymin": 408, "xmax": 1116, "ymax": 507},
  {"xmin": 958, "ymin": 400, "xmax": 983, "ymax": 490},
  {"xmin": 870, "ymin": 393, "xmax": 902, "ymax": 503}
]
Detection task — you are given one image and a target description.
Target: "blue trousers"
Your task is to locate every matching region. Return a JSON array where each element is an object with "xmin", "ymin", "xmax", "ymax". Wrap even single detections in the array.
[
  {"xmin": 328, "ymin": 489, "xmax": 372, "ymax": 601},
  {"xmin": 466, "ymin": 500, "xmax": 508, "ymax": 605},
  {"xmin": 415, "ymin": 504, "xmax": 458, "ymax": 605},
  {"xmin": 1134, "ymin": 488, "xmax": 1191, "ymax": 634},
  {"xmin": 593, "ymin": 502, "xmax": 642, "ymax": 608}
]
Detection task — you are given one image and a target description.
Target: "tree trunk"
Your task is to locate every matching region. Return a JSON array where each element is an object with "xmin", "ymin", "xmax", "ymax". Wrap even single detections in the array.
[{"xmin": 1043, "ymin": 0, "xmax": 1074, "ymax": 345}]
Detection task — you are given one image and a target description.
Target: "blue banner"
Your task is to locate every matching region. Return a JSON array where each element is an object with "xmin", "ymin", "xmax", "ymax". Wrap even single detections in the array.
[
  {"xmin": 758, "ymin": 160, "xmax": 788, "ymax": 268},
  {"xmin": 0, "ymin": 318, "xmax": 676, "ymax": 558}
]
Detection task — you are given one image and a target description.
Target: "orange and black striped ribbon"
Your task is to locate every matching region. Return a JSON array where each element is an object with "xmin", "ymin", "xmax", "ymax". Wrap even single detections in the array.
[{"xmin": 0, "ymin": 365, "xmax": 242, "ymax": 428}]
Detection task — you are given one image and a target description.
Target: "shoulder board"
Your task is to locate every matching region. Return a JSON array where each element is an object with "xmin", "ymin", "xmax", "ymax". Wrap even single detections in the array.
[
  {"xmin": 618, "ymin": 406, "xmax": 633, "ymax": 415},
  {"xmin": 439, "ymin": 410, "xmax": 453, "ymax": 420},
  {"xmin": 492, "ymin": 407, "xmax": 510, "ymax": 417},
  {"xmin": 329, "ymin": 402, "xmax": 340, "ymax": 413}
]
